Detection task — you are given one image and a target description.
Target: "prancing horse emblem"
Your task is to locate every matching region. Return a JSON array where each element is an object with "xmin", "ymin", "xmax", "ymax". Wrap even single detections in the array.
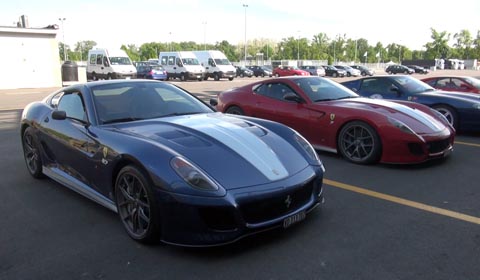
[
  {"xmin": 330, "ymin": 113, "xmax": 335, "ymax": 121},
  {"xmin": 285, "ymin": 195, "xmax": 292, "ymax": 208}
]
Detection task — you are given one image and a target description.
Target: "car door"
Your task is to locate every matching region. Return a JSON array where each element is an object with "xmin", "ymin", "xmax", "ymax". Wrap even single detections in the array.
[
  {"xmin": 40, "ymin": 90, "xmax": 98, "ymax": 188},
  {"xmin": 252, "ymin": 82, "xmax": 311, "ymax": 137}
]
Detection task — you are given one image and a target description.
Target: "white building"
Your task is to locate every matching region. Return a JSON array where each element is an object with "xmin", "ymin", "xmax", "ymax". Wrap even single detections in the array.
[{"xmin": 0, "ymin": 25, "xmax": 62, "ymax": 89}]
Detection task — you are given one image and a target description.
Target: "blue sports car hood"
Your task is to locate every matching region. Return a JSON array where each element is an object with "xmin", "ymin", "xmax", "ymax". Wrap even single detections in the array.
[
  {"xmin": 111, "ymin": 113, "xmax": 310, "ymax": 189},
  {"xmin": 429, "ymin": 90, "xmax": 480, "ymax": 102},
  {"xmin": 328, "ymin": 97, "xmax": 448, "ymax": 134}
]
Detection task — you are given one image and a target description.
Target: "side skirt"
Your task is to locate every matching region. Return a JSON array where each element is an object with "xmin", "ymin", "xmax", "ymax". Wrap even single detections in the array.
[{"xmin": 43, "ymin": 166, "xmax": 118, "ymax": 213}]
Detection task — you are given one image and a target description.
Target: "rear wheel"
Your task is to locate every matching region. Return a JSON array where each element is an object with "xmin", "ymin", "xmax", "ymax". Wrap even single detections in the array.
[
  {"xmin": 337, "ymin": 121, "xmax": 381, "ymax": 164},
  {"xmin": 214, "ymin": 73, "xmax": 220, "ymax": 81},
  {"xmin": 180, "ymin": 73, "xmax": 186, "ymax": 81},
  {"xmin": 22, "ymin": 127, "xmax": 44, "ymax": 178},
  {"xmin": 225, "ymin": 106, "xmax": 244, "ymax": 115},
  {"xmin": 332, "ymin": 72, "xmax": 338, "ymax": 78},
  {"xmin": 115, "ymin": 165, "xmax": 160, "ymax": 244},
  {"xmin": 432, "ymin": 105, "xmax": 458, "ymax": 129}
]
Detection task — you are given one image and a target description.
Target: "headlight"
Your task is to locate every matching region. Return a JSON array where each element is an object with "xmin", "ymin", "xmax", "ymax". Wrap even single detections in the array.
[
  {"xmin": 294, "ymin": 133, "xmax": 324, "ymax": 171},
  {"xmin": 170, "ymin": 157, "xmax": 219, "ymax": 191},
  {"xmin": 388, "ymin": 117, "xmax": 416, "ymax": 135}
]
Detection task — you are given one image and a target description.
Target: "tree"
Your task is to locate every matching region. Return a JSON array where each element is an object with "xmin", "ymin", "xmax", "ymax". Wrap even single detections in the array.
[
  {"xmin": 73, "ymin": 40, "xmax": 97, "ymax": 61},
  {"xmin": 424, "ymin": 28, "xmax": 451, "ymax": 59},
  {"xmin": 453, "ymin": 29, "xmax": 473, "ymax": 59},
  {"xmin": 120, "ymin": 44, "xmax": 140, "ymax": 62}
]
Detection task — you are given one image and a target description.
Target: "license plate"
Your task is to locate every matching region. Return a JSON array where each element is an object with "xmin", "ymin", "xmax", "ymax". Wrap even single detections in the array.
[
  {"xmin": 126, "ymin": 77, "xmax": 131, "ymax": 80},
  {"xmin": 283, "ymin": 211, "xmax": 306, "ymax": 228}
]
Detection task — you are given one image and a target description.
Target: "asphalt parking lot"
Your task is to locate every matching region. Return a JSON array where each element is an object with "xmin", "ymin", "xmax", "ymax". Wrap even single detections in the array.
[{"xmin": 1, "ymin": 70, "xmax": 479, "ymax": 279}]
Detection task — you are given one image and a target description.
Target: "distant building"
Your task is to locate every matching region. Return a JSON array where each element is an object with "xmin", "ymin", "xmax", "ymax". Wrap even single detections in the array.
[{"xmin": 0, "ymin": 21, "xmax": 62, "ymax": 89}]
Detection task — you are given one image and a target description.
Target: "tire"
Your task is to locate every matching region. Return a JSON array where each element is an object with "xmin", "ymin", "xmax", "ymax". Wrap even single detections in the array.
[
  {"xmin": 214, "ymin": 73, "xmax": 220, "ymax": 81},
  {"xmin": 22, "ymin": 127, "xmax": 44, "ymax": 178},
  {"xmin": 107, "ymin": 74, "xmax": 112, "ymax": 80},
  {"xmin": 180, "ymin": 73, "xmax": 186, "ymax": 81},
  {"xmin": 337, "ymin": 121, "xmax": 382, "ymax": 164},
  {"xmin": 275, "ymin": 73, "xmax": 280, "ymax": 78},
  {"xmin": 240, "ymin": 73, "xmax": 244, "ymax": 78},
  {"xmin": 115, "ymin": 165, "xmax": 160, "ymax": 244},
  {"xmin": 432, "ymin": 105, "xmax": 458, "ymax": 129},
  {"xmin": 225, "ymin": 106, "xmax": 245, "ymax": 115},
  {"xmin": 332, "ymin": 72, "xmax": 338, "ymax": 78},
  {"xmin": 228, "ymin": 77, "xmax": 234, "ymax": 81},
  {"xmin": 347, "ymin": 72, "xmax": 351, "ymax": 77},
  {"xmin": 92, "ymin": 73, "xmax": 98, "ymax": 81},
  {"xmin": 404, "ymin": 70, "xmax": 409, "ymax": 74}
]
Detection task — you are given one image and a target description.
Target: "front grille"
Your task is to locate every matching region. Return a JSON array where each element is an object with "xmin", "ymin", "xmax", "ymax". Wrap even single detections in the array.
[
  {"xmin": 427, "ymin": 138, "xmax": 451, "ymax": 154},
  {"xmin": 239, "ymin": 180, "xmax": 315, "ymax": 224},
  {"xmin": 199, "ymin": 206, "xmax": 237, "ymax": 231}
]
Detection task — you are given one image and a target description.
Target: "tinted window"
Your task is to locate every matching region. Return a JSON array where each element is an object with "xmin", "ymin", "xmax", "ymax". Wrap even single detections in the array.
[
  {"xmin": 254, "ymin": 83, "xmax": 297, "ymax": 101},
  {"xmin": 58, "ymin": 93, "xmax": 86, "ymax": 121}
]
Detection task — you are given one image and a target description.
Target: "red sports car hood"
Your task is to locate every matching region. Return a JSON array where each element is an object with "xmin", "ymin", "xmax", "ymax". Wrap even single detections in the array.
[{"xmin": 325, "ymin": 97, "xmax": 448, "ymax": 134}]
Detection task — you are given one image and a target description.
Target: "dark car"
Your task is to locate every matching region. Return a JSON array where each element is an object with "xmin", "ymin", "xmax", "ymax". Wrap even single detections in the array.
[
  {"xmin": 298, "ymin": 65, "xmax": 326, "ymax": 76},
  {"xmin": 321, "ymin": 65, "xmax": 346, "ymax": 77},
  {"xmin": 385, "ymin": 64, "xmax": 415, "ymax": 74},
  {"xmin": 212, "ymin": 76, "xmax": 454, "ymax": 164},
  {"xmin": 234, "ymin": 66, "xmax": 253, "ymax": 78},
  {"xmin": 135, "ymin": 62, "xmax": 167, "ymax": 80},
  {"xmin": 341, "ymin": 75, "xmax": 480, "ymax": 131},
  {"xmin": 422, "ymin": 76, "xmax": 480, "ymax": 94},
  {"xmin": 405, "ymin": 65, "xmax": 429, "ymax": 74},
  {"xmin": 351, "ymin": 65, "xmax": 375, "ymax": 76},
  {"xmin": 247, "ymin": 65, "xmax": 273, "ymax": 77},
  {"xmin": 20, "ymin": 80, "xmax": 325, "ymax": 246}
]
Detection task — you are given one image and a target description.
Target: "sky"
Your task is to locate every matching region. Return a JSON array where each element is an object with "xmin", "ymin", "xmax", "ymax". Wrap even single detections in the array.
[{"xmin": 1, "ymin": 0, "xmax": 479, "ymax": 51}]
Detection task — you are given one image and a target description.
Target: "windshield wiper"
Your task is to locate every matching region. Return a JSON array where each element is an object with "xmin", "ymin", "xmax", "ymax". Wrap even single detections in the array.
[
  {"xmin": 335, "ymin": 96, "xmax": 358, "ymax": 100},
  {"xmin": 313, "ymin": 98, "xmax": 336, "ymax": 102},
  {"xmin": 103, "ymin": 117, "xmax": 144, "ymax": 124}
]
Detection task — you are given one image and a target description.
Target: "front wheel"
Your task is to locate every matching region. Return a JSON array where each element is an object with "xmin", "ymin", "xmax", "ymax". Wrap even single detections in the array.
[
  {"xmin": 225, "ymin": 106, "xmax": 244, "ymax": 115},
  {"xmin": 214, "ymin": 73, "xmax": 220, "ymax": 81},
  {"xmin": 337, "ymin": 121, "xmax": 382, "ymax": 164},
  {"xmin": 115, "ymin": 165, "xmax": 160, "ymax": 244},
  {"xmin": 432, "ymin": 105, "xmax": 458, "ymax": 129},
  {"xmin": 22, "ymin": 127, "xmax": 44, "ymax": 178}
]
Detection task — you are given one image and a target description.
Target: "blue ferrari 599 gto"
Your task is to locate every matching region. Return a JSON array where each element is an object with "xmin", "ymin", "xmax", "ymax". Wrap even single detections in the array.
[{"xmin": 20, "ymin": 80, "xmax": 325, "ymax": 246}]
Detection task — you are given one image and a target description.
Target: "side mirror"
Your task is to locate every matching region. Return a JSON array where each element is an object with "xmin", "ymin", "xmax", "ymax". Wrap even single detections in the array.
[
  {"xmin": 209, "ymin": 98, "xmax": 218, "ymax": 107},
  {"xmin": 52, "ymin": 110, "xmax": 67, "ymax": 120},
  {"xmin": 283, "ymin": 92, "xmax": 303, "ymax": 103}
]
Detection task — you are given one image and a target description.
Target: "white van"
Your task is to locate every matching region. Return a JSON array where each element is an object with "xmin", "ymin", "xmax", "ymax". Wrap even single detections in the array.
[
  {"xmin": 87, "ymin": 48, "xmax": 137, "ymax": 80},
  {"xmin": 159, "ymin": 51, "xmax": 205, "ymax": 81},
  {"xmin": 193, "ymin": 50, "xmax": 236, "ymax": 81}
]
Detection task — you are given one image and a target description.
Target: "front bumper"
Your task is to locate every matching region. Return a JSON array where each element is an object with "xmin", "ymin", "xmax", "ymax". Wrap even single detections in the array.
[{"xmin": 154, "ymin": 165, "xmax": 324, "ymax": 246}]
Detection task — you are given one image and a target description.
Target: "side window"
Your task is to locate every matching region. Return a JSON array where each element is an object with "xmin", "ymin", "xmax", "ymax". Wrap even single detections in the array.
[
  {"xmin": 96, "ymin": 54, "xmax": 103, "ymax": 65},
  {"xmin": 89, "ymin": 55, "xmax": 96, "ymax": 65},
  {"xmin": 160, "ymin": 56, "xmax": 168, "ymax": 65},
  {"xmin": 57, "ymin": 93, "xmax": 87, "ymax": 122},
  {"xmin": 168, "ymin": 56, "xmax": 175, "ymax": 65},
  {"xmin": 255, "ymin": 83, "xmax": 297, "ymax": 101},
  {"xmin": 436, "ymin": 78, "xmax": 449, "ymax": 87},
  {"xmin": 360, "ymin": 78, "xmax": 390, "ymax": 94},
  {"xmin": 208, "ymin": 58, "xmax": 215, "ymax": 67}
]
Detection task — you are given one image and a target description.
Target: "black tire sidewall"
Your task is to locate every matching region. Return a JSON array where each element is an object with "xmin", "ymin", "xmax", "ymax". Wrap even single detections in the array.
[{"xmin": 337, "ymin": 121, "xmax": 382, "ymax": 164}]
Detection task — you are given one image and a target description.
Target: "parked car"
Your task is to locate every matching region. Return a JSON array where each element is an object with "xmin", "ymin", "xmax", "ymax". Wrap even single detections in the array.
[
  {"xmin": 135, "ymin": 62, "xmax": 167, "ymax": 80},
  {"xmin": 334, "ymin": 65, "xmax": 361, "ymax": 77},
  {"xmin": 20, "ymin": 80, "xmax": 325, "ymax": 246},
  {"xmin": 385, "ymin": 64, "xmax": 415, "ymax": 74},
  {"xmin": 247, "ymin": 65, "xmax": 273, "ymax": 77},
  {"xmin": 341, "ymin": 75, "xmax": 480, "ymax": 131},
  {"xmin": 212, "ymin": 76, "xmax": 454, "ymax": 164},
  {"xmin": 405, "ymin": 65, "xmax": 429, "ymax": 74},
  {"xmin": 299, "ymin": 65, "xmax": 326, "ymax": 76},
  {"xmin": 272, "ymin": 66, "xmax": 310, "ymax": 77},
  {"xmin": 422, "ymin": 76, "xmax": 480, "ymax": 94},
  {"xmin": 234, "ymin": 66, "xmax": 253, "ymax": 78},
  {"xmin": 351, "ymin": 65, "xmax": 375, "ymax": 76},
  {"xmin": 321, "ymin": 65, "xmax": 346, "ymax": 77}
]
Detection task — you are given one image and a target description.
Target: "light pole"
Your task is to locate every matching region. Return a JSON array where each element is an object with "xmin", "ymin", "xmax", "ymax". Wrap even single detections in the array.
[
  {"xmin": 58, "ymin": 17, "xmax": 67, "ymax": 61},
  {"xmin": 169, "ymin": 32, "xmax": 172, "ymax": 51},
  {"xmin": 202, "ymin": 21, "xmax": 207, "ymax": 50},
  {"xmin": 243, "ymin": 4, "xmax": 248, "ymax": 64},
  {"xmin": 297, "ymin": 31, "xmax": 300, "ymax": 61}
]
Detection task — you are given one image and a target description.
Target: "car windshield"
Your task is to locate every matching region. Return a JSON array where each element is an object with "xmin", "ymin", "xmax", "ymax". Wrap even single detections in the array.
[
  {"xmin": 293, "ymin": 77, "xmax": 359, "ymax": 102},
  {"xmin": 91, "ymin": 82, "xmax": 213, "ymax": 124},
  {"xmin": 465, "ymin": 77, "xmax": 480, "ymax": 90},
  {"xmin": 109, "ymin": 57, "xmax": 132, "ymax": 65},
  {"xmin": 181, "ymin": 58, "xmax": 201, "ymax": 65},
  {"xmin": 214, "ymin": 58, "xmax": 231, "ymax": 65},
  {"xmin": 390, "ymin": 76, "xmax": 436, "ymax": 94}
]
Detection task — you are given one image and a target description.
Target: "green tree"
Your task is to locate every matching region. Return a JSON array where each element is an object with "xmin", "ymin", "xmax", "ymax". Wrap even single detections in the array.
[
  {"xmin": 424, "ymin": 28, "xmax": 451, "ymax": 59},
  {"xmin": 73, "ymin": 40, "xmax": 97, "ymax": 61},
  {"xmin": 120, "ymin": 44, "xmax": 140, "ymax": 62},
  {"xmin": 453, "ymin": 29, "xmax": 473, "ymax": 59}
]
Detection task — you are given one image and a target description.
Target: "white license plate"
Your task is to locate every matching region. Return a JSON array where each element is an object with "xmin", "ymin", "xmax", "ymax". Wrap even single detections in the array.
[
  {"xmin": 126, "ymin": 77, "xmax": 131, "ymax": 80},
  {"xmin": 283, "ymin": 211, "xmax": 306, "ymax": 228}
]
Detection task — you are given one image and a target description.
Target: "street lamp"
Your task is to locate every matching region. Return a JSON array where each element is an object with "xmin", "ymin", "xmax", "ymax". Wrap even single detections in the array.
[
  {"xmin": 243, "ymin": 4, "xmax": 248, "ymax": 64},
  {"xmin": 202, "ymin": 21, "xmax": 207, "ymax": 50},
  {"xmin": 297, "ymin": 30, "xmax": 300, "ymax": 61},
  {"xmin": 58, "ymin": 17, "xmax": 67, "ymax": 61}
]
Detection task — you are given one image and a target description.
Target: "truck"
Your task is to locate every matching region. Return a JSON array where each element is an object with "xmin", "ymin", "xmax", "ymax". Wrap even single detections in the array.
[
  {"xmin": 159, "ymin": 51, "xmax": 205, "ymax": 81},
  {"xmin": 193, "ymin": 50, "xmax": 236, "ymax": 81},
  {"xmin": 87, "ymin": 48, "xmax": 137, "ymax": 80}
]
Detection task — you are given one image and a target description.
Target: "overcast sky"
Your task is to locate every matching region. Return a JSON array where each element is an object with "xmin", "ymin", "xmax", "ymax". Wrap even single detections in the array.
[{"xmin": 2, "ymin": 0, "xmax": 479, "ymax": 50}]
